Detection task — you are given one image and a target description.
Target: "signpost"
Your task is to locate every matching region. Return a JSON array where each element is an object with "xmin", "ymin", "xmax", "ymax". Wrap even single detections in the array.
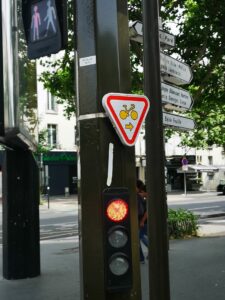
[
  {"xmin": 76, "ymin": 1, "xmax": 141, "ymax": 299},
  {"xmin": 129, "ymin": 20, "xmax": 175, "ymax": 48},
  {"xmin": 161, "ymin": 82, "xmax": 193, "ymax": 111},
  {"xmin": 163, "ymin": 112, "xmax": 195, "ymax": 131},
  {"xmin": 181, "ymin": 157, "xmax": 189, "ymax": 195},
  {"xmin": 143, "ymin": 0, "xmax": 171, "ymax": 298},
  {"xmin": 130, "ymin": 6, "xmax": 195, "ymax": 300},
  {"xmin": 160, "ymin": 52, "xmax": 193, "ymax": 85},
  {"xmin": 102, "ymin": 93, "xmax": 150, "ymax": 146}
]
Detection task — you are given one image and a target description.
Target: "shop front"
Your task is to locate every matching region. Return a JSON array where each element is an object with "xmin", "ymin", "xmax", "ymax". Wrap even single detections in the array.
[{"xmin": 41, "ymin": 151, "xmax": 77, "ymax": 196}]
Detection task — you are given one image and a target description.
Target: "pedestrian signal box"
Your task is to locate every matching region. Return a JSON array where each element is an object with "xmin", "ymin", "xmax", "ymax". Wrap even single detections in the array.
[
  {"xmin": 22, "ymin": 0, "xmax": 67, "ymax": 59},
  {"xmin": 103, "ymin": 187, "xmax": 132, "ymax": 292}
]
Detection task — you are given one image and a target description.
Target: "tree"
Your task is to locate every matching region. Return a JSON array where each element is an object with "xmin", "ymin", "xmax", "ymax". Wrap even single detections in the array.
[
  {"xmin": 161, "ymin": 0, "xmax": 225, "ymax": 148},
  {"xmin": 39, "ymin": 0, "xmax": 225, "ymax": 148},
  {"xmin": 16, "ymin": 1, "xmax": 38, "ymax": 139},
  {"xmin": 39, "ymin": 0, "xmax": 75, "ymax": 119}
]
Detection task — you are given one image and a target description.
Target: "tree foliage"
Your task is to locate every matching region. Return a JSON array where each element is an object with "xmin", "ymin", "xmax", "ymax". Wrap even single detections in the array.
[
  {"xmin": 160, "ymin": 0, "xmax": 225, "ymax": 148},
  {"xmin": 18, "ymin": 1, "xmax": 38, "ymax": 137},
  {"xmin": 39, "ymin": 0, "xmax": 75, "ymax": 118},
  {"xmin": 39, "ymin": 0, "xmax": 225, "ymax": 148}
]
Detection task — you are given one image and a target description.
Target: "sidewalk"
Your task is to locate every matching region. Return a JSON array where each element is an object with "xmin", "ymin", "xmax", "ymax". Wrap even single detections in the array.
[
  {"xmin": 1, "ymin": 236, "xmax": 225, "ymax": 300},
  {"xmin": 0, "ymin": 241, "xmax": 80, "ymax": 300}
]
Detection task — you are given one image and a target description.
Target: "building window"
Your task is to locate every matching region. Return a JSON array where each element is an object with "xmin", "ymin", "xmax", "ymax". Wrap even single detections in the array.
[
  {"xmin": 208, "ymin": 156, "xmax": 213, "ymax": 165},
  {"xmin": 196, "ymin": 155, "xmax": 202, "ymax": 164},
  {"xmin": 47, "ymin": 92, "xmax": 57, "ymax": 112},
  {"xmin": 207, "ymin": 172, "xmax": 214, "ymax": 179},
  {"xmin": 74, "ymin": 125, "xmax": 77, "ymax": 145},
  {"xmin": 47, "ymin": 124, "xmax": 57, "ymax": 147}
]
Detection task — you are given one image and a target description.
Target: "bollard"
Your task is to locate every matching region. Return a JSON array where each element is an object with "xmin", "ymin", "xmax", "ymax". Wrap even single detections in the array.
[
  {"xmin": 65, "ymin": 187, "xmax": 69, "ymax": 197},
  {"xmin": 47, "ymin": 186, "xmax": 50, "ymax": 209}
]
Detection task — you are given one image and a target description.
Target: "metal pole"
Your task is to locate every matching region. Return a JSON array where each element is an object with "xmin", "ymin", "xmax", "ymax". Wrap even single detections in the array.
[
  {"xmin": 184, "ymin": 173, "xmax": 187, "ymax": 196},
  {"xmin": 47, "ymin": 186, "xmax": 50, "ymax": 209},
  {"xmin": 75, "ymin": 0, "xmax": 141, "ymax": 299},
  {"xmin": 143, "ymin": 0, "xmax": 171, "ymax": 299}
]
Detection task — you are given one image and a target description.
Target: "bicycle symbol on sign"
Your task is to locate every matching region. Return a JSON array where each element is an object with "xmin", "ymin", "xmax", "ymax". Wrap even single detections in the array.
[{"xmin": 119, "ymin": 104, "xmax": 138, "ymax": 121}]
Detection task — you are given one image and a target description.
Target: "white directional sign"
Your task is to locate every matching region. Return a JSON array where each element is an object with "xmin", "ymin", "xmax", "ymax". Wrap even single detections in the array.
[
  {"xmin": 161, "ymin": 82, "xmax": 193, "ymax": 111},
  {"xmin": 160, "ymin": 52, "xmax": 193, "ymax": 85},
  {"xmin": 163, "ymin": 112, "xmax": 195, "ymax": 131},
  {"xmin": 129, "ymin": 21, "xmax": 175, "ymax": 48},
  {"xmin": 159, "ymin": 30, "xmax": 175, "ymax": 48}
]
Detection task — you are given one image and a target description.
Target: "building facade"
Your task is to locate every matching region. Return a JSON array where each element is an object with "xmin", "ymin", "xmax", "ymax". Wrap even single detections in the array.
[
  {"xmin": 37, "ymin": 61, "xmax": 225, "ymax": 194},
  {"xmin": 136, "ymin": 133, "xmax": 225, "ymax": 192},
  {"xmin": 37, "ymin": 61, "xmax": 77, "ymax": 196}
]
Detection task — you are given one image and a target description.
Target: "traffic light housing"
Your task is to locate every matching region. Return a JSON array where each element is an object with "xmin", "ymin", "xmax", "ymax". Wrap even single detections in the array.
[
  {"xmin": 22, "ymin": 0, "xmax": 67, "ymax": 59},
  {"xmin": 103, "ymin": 187, "xmax": 132, "ymax": 292}
]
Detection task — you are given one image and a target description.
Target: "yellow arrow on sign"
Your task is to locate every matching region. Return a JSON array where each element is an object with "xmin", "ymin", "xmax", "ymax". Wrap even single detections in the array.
[{"xmin": 125, "ymin": 123, "xmax": 133, "ymax": 131}]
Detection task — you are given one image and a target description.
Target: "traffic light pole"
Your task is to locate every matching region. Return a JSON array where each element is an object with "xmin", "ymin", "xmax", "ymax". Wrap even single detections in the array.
[
  {"xmin": 75, "ymin": 0, "xmax": 141, "ymax": 299},
  {"xmin": 143, "ymin": 0, "xmax": 171, "ymax": 299}
]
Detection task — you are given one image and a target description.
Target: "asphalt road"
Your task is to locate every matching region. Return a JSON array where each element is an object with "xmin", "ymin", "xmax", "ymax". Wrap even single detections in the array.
[
  {"xmin": 168, "ymin": 192, "xmax": 225, "ymax": 217},
  {"xmin": 40, "ymin": 215, "xmax": 78, "ymax": 241},
  {"xmin": 0, "ymin": 192, "xmax": 225, "ymax": 244},
  {"xmin": 0, "ymin": 200, "xmax": 78, "ymax": 244}
]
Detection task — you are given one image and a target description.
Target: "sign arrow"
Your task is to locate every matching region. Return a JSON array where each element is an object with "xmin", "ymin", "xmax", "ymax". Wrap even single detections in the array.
[
  {"xmin": 129, "ymin": 21, "xmax": 175, "ymax": 48},
  {"xmin": 125, "ymin": 123, "xmax": 134, "ymax": 131},
  {"xmin": 163, "ymin": 112, "xmax": 195, "ymax": 131},
  {"xmin": 160, "ymin": 52, "xmax": 193, "ymax": 85},
  {"xmin": 161, "ymin": 82, "xmax": 193, "ymax": 111}
]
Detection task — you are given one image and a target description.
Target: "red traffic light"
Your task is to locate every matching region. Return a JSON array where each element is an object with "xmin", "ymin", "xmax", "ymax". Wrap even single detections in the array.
[
  {"xmin": 106, "ymin": 199, "xmax": 128, "ymax": 222},
  {"xmin": 103, "ymin": 188, "xmax": 132, "ymax": 291}
]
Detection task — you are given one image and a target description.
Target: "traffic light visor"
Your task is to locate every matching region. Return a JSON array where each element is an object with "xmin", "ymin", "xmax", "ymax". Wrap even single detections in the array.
[{"xmin": 106, "ymin": 199, "xmax": 128, "ymax": 222}]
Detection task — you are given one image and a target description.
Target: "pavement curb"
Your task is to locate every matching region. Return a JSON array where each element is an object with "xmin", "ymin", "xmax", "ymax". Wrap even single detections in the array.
[{"xmin": 197, "ymin": 212, "xmax": 225, "ymax": 219}]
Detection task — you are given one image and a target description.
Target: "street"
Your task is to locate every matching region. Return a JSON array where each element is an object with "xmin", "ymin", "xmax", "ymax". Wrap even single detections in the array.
[
  {"xmin": 0, "ymin": 197, "xmax": 79, "ymax": 245},
  {"xmin": 40, "ymin": 216, "xmax": 78, "ymax": 241},
  {"xmin": 0, "ymin": 193, "xmax": 225, "ymax": 299},
  {"xmin": 168, "ymin": 192, "xmax": 225, "ymax": 218},
  {"xmin": 0, "ymin": 192, "xmax": 225, "ymax": 244}
]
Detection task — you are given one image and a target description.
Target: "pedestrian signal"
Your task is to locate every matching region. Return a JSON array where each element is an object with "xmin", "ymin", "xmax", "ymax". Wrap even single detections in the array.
[
  {"xmin": 103, "ymin": 187, "xmax": 132, "ymax": 292},
  {"xmin": 22, "ymin": 0, "xmax": 67, "ymax": 59}
]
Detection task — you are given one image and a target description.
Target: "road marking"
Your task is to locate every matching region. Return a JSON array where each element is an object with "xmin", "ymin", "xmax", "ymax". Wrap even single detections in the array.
[
  {"xmin": 208, "ymin": 220, "xmax": 225, "ymax": 224},
  {"xmin": 40, "ymin": 221, "xmax": 76, "ymax": 227},
  {"xmin": 41, "ymin": 232, "xmax": 76, "ymax": 240},
  {"xmin": 189, "ymin": 206, "xmax": 220, "ymax": 211},
  {"xmin": 40, "ymin": 237, "xmax": 79, "ymax": 244}
]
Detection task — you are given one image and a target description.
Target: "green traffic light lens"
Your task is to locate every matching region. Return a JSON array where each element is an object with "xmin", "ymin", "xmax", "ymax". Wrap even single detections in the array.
[{"xmin": 109, "ymin": 254, "xmax": 129, "ymax": 276}]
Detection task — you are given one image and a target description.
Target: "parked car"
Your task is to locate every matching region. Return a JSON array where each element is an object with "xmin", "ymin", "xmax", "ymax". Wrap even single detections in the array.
[{"xmin": 217, "ymin": 180, "xmax": 225, "ymax": 195}]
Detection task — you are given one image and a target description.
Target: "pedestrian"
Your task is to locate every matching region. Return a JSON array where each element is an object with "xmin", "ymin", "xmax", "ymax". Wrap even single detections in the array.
[{"xmin": 137, "ymin": 180, "xmax": 149, "ymax": 263}]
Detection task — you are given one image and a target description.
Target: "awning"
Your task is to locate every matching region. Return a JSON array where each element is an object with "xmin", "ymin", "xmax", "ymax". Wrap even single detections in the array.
[
  {"xmin": 188, "ymin": 164, "xmax": 219, "ymax": 172},
  {"xmin": 213, "ymin": 165, "xmax": 225, "ymax": 170},
  {"xmin": 177, "ymin": 164, "xmax": 219, "ymax": 173}
]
